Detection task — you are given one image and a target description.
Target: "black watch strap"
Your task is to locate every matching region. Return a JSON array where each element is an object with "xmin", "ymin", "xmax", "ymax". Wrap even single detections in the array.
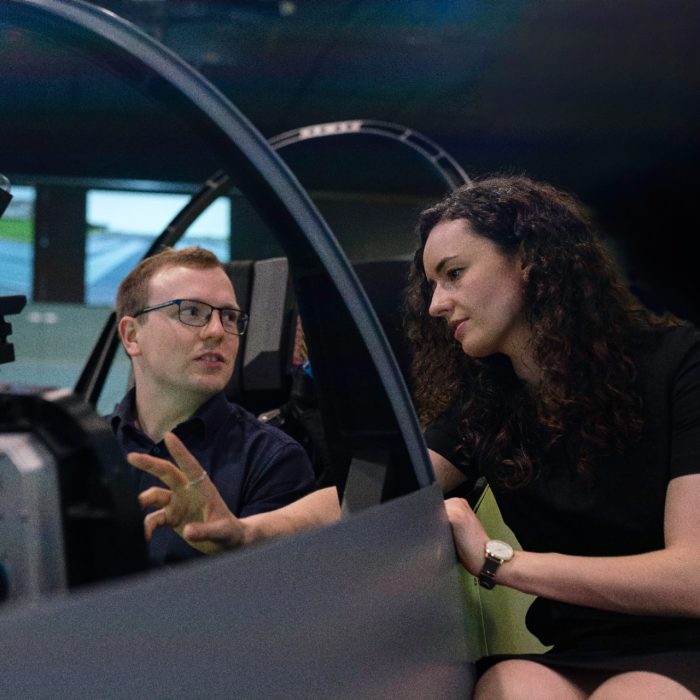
[{"xmin": 478, "ymin": 554, "xmax": 501, "ymax": 589}]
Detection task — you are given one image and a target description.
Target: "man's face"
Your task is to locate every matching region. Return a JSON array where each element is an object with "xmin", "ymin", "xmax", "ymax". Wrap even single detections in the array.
[{"xmin": 123, "ymin": 264, "xmax": 240, "ymax": 408}]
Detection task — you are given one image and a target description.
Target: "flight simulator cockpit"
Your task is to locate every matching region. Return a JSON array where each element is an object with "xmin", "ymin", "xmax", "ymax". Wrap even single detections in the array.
[{"xmin": 0, "ymin": 1, "xmax": 475, "ymax": 697}]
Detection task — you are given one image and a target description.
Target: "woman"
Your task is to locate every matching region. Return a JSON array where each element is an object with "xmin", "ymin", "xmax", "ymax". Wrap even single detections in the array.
[{"xmin": 404, "ymin": 176, "xmax": 700, "ymax": 698}]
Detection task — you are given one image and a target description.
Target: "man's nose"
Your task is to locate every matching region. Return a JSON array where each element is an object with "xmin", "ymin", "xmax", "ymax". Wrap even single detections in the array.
[{"xmin": 201, "ymin": 309, "xmax": 226, "ymax": 336}]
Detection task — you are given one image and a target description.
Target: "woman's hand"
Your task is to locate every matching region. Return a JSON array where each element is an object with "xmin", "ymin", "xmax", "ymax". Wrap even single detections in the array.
[
  {"xmin": 444, "ymin": 497, "xmax": 490, "ymax": 576},
  {"xmin": 127, "ymin": 431, "xmax": 247, "ymax": 554}
]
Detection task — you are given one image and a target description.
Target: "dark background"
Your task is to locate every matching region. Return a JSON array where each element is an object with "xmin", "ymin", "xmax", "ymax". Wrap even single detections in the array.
[{"xmin": 2, "ymin": 0, "xmax": 699, "ymax": 321}]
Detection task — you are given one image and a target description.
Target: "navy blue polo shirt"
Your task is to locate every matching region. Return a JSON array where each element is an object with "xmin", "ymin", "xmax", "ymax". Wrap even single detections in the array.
[{"xmin": 108, "ymin": 389, "xmax": 315, "ymax": 566}]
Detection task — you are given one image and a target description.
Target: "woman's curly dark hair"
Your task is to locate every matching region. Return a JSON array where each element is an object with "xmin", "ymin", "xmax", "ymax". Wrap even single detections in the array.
[{"xmin": 405, "ymin": 176, "xmax": 671, "ymax": 488}]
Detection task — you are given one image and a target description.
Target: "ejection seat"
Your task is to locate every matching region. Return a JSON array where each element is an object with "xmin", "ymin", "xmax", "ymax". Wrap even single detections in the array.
[{"xmin": 223, "ymin": 256, "xmax": 418, "ymax": 485}]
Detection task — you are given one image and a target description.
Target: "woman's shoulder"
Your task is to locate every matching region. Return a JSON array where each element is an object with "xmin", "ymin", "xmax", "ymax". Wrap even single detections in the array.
[
  {"xmin": 632, "ymin": 321, "xmax": 700, "ymax": 364},
  {"xmin": 629, "ymin": 323, "xmax": 700, "ymax": 404}
]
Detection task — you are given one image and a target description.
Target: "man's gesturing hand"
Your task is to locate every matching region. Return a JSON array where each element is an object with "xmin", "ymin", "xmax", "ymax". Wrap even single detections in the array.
[{"xmin": 127, "ymin": 431, "xmax": 247, "ymax": 554}]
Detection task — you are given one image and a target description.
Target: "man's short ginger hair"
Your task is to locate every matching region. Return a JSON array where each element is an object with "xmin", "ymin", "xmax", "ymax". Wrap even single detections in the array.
[{"xmin": 115, "ymin": 246, "xmax": 226, "ymax": 320}]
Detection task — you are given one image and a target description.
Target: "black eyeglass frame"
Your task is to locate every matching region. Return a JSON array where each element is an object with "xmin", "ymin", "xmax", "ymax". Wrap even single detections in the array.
[{"xmin": 133, "ymin": 298, "xmax": 249, "ymax": 336}]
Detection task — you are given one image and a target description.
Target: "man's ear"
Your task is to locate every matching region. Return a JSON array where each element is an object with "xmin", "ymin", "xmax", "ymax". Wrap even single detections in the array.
[{"xmin": 118, "ymin": 316, "xmax": 142, "ymax": 358}]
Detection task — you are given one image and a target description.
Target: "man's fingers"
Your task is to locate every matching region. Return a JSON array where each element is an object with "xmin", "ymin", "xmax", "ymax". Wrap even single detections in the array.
[
  {"xmin": 183, "ymin": 519, "xmax": 229, "ymax": 543},
  {"xmin": 127, "ymin": 450, "xmax": 187, "ymax": 490},
  {"xmin": 128, "ymin": 432, "xmax": 207, "ymax": 489},
  {"xmin": 183, "ymin": 514, "xmax": 246, "ymax": 550},
  {"xmin": 138, "ymin": 486, "xmax": 172, "ymax": 510},
  {"xmin": 163, "ymin": 432, "xmax": 207, "ymax": 484},
  {"xmin": 143, "ymin": 509, "xmax": 169, "ymax": 541}
]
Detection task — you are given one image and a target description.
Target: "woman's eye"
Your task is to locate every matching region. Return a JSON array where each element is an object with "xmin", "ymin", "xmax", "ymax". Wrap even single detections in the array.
[{"xmin": 446, "ymin": 268, "xmax": 463, "ymax": 281}]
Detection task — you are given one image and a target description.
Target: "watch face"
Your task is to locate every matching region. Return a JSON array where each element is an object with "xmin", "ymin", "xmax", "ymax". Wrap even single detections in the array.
[{"xmin": 486, "ymin": 540, "xmax": 513, "ymax": 560}]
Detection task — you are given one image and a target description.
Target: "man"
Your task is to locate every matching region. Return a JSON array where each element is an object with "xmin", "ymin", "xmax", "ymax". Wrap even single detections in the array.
[{"xmin": 110, "ymin": 246, "xmax": 315, "ymax": 565}]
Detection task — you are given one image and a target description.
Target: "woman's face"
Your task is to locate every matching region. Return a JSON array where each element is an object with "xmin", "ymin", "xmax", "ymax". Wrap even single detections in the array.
[{"xmin": 423, "ymin": 218, "xmax": 532, "ymax": 365}]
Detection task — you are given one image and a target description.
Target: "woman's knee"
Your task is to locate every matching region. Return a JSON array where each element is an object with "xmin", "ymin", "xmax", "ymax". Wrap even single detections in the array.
[
  {"xmin": 589, "ymin": 671, "xmax": 698, "ymax": 700},
  {"xmin": 474, "ymin": 660, "xmax": 589, "ymax": 700}
]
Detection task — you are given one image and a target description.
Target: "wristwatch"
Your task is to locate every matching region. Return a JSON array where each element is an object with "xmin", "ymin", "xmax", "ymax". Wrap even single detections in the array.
[{"xmin": 478, "ymin": 539, "xmax": 514, "ymax": 589}]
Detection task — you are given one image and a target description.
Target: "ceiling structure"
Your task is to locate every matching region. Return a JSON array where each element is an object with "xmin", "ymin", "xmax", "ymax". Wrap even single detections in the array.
[
  {"xmin": 2, "ymin": 0, "xmax": 700, "ymax": 319},
  {"xmin": 87, "ymin": 0, "xmax": 700, "ymax": 191}
]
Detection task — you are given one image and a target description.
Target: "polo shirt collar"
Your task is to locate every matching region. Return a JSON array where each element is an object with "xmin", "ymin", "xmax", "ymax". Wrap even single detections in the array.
[{"xmin": 110, "ymin": 388, "xmax": 231, "ymax": 445}]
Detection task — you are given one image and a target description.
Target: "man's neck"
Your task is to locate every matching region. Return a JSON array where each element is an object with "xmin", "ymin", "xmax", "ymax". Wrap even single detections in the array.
[{"xmin": 132, "ymin": 386, "xmax": 209, "ymax": 444}]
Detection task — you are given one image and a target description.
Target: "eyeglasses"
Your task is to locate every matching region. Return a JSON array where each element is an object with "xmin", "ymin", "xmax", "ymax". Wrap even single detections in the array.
[{"xmin": 134, "ymin": 298, "xmax": 249, "ymax": 336}]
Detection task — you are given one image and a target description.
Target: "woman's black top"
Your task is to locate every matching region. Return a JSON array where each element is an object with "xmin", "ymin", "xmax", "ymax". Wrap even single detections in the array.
[{"xmin": 425, "ymin": 324, "xmax": 700, "ymax": 653}]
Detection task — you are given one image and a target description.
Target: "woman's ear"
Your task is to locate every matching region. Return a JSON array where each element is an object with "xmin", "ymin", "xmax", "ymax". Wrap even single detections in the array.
[{"xmin": 118, "ymin": 316, "xmax": 141, "ymax": 358}]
